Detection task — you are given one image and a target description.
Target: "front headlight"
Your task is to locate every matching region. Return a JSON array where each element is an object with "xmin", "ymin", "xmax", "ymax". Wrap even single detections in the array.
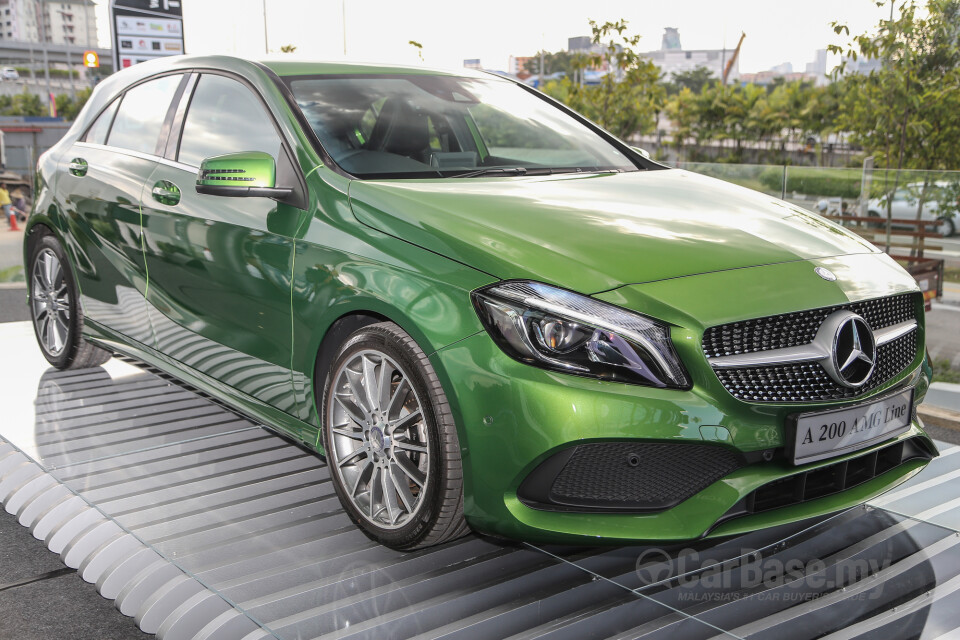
[{"xmin": 471, "ymin": 281, "xmax": 690, "ymax": 389}]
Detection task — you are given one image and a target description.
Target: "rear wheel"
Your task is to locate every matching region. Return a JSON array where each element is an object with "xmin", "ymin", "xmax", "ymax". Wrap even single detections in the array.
[
  {"xmin": 28, "ymin": 233, "xmax": 111, "ymax": 370},
  {"xmin": 320, "ymin": 321, "xmax": 468, "ymax": 549}
]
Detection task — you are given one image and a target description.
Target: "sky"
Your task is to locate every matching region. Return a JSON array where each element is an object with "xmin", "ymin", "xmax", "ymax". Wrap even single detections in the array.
[{"xmin": 94, "ymin": 0, "xmax": 894, "ymax": 74}]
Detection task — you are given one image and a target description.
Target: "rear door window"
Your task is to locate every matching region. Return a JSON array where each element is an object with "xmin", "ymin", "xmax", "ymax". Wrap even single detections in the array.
[
  {"xmin": 84, "ymin": 99, "xmax": 119, "ymax": 144},
  {"xmin": 107, "ymin": 74, "xmax": 183, "ymax": 155}
]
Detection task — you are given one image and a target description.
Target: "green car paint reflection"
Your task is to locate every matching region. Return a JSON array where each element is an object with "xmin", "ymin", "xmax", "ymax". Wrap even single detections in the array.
[{"xmin": 23, "ymin": 54, "xmax": 936, "ymax": 548}]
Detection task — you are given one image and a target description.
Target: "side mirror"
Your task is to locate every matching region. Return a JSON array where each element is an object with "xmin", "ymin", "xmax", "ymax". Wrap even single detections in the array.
[
  {"xmin": 196, "ymin": 151, "xmax": 292, "ymax": 199},
  {"xmin": 631, "ymin": 146, "xmax": 651, "ymax": 160}
]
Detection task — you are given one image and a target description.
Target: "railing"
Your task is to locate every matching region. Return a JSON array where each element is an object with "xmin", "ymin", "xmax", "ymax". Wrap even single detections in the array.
[{"xmin": 675, "ymin": 162, "xmax": 958, "ymax": 306}]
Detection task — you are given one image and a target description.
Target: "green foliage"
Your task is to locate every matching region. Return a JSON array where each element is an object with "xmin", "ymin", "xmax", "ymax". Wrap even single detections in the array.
[
  {"xmin": 13, "ymin": 66, "xmax": 79, "ymax": 79},
  {"xmin": 0, "ymin": 87, "xmax": 90, "ymax": 118},
  {"xmin": 408, "ymin": 40, "xmax": 423, "ymax": 61},
  {"xmin": 0, "ymin": 90, "xmax": 45, "ymax": 116},
  {"xmin": 932, "ymin": 358, "xmax": 960, "ymax": 384},
  {"xmin": 539, "ymin": 20, "xmax": 664, "ymax": 140},
  {"xmin": 470, "ymin": 103, "xmax": 571, "ymax": 149},
  {"xmin": 759, "ymin": 166, "xmax": 862, "ymax": 198},
  {"xmin": 832, "ymin": 1, "xmax": 960, "ymax": 171},
  {"xmin": 0, "ymin": 265, "xmax": 24, "ymax": 283},
  {"xmin": 530, "ymin": 8, "xmax": 960, "ymax": 173},
  {"xmin": 664, "ymin": 66, "xmax": 715, "ymax": 95},
  {"xmin": 523, "ymin": 50, "xmax": 577, "ymax": 77},
  {"xmin": 55, "ymin": 88, "xmax": 91, "ymax": 120}
]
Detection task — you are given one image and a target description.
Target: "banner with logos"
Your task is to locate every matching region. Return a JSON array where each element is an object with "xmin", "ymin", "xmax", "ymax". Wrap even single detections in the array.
[{"xmin": 109, "ymin": 0, "xmax": 184, "ymax": 71}]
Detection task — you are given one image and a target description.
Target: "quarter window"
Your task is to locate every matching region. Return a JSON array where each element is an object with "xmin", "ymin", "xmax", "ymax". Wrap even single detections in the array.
[
  {"xmin": 107, "ymin": 74, "xmax": 182, "ymax": 155},
  {"xmin": 84, "ymin": 99, "xmax": 119, "ymax": 145},
  {"xmin": 177, "ymin": 74, "xmax": 282, "ymax": 167}
]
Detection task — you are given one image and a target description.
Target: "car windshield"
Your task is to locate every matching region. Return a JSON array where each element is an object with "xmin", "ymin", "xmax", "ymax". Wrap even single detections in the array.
[{"xmin": 286, "ymin": 74, "xmax": 639, "ymax": 179}]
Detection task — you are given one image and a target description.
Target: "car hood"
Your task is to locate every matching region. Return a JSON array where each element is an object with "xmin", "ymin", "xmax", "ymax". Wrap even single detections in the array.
[{"xmin": 348, "ymin": 169, "xmax": 877, "ymax": 294}]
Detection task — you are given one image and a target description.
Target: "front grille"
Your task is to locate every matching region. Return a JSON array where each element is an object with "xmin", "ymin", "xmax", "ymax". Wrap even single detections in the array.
[
  {"xmin": 719, "ymin": 437, "xmax": 933, "ymax": 522},
  {"xmin": 704, "ymin": 293, "xmax": 921, "ymax": 403},
  {"xmin": 715, "ymin": 331, "xmax": 917, "ymax": 403},
  {"xmin": 518, "ymin": 442, "xmax": 744, "ymax": 512},
  {"xmin": 703, "ymin": 293, "xmax": 917, "ymax": 358}
]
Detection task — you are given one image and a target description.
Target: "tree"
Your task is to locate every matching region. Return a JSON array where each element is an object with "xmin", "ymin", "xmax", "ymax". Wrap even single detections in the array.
[
  {"xmin": 0, "ymin": 90, "xmax": 44, "ymax": 117},
  {"xmin": 665, "ymin": 66, "xmax": 715, "ymax": 95},
  {"xmin": 542, "ymin": 20, "xmax": 664, "ymax": 140},
  {"xmin": 830, "ymin": 0, "xmax": 960, "ymax": 234},
  {"xmin": 408, "ymin": 40, "xmax": 423, "ymax": 61},
  {"xmin": 56, "ymin": 88, "xmax": 91, "ymax": 121},
  {"xmin": 523, "ymin": 50, "xmax": 576, "ymax": 78}
]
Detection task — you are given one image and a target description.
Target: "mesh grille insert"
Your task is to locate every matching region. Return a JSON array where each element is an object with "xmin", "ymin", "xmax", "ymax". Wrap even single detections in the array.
[
  {"xmin": 520, "ymin": 442, "xmax": 744, "ymax": 512},
  {"xmin": 704, "ymin": 293, "xmax": 920, "ymax": 403}
]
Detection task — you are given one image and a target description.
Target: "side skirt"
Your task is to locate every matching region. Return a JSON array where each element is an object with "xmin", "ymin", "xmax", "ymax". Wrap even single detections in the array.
[{"xmin": 82, "ymin": 320, "xmax": 323, "ymax": 455}]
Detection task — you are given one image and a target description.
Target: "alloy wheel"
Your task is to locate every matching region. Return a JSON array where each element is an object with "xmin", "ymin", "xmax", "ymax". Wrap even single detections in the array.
[
  {"xmin": 31, "ymin": 248, "xmax": 71, "ymax": 357},
  {"xmin": 327, "ymin": 349, "xmax": 430, "ymax": 529}
]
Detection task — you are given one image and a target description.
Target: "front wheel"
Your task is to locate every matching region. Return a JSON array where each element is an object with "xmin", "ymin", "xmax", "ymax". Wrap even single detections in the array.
[
  {"xmin": 320, "ymin": 321, "xmax": 469, "ymax": 549},
  {"xmin": 28, "ymin": 232, "xmax": 111, "ymax": 369},
  {"xmin": 936, "ymin": 217, "xmax": 955, "ymax": 237}
]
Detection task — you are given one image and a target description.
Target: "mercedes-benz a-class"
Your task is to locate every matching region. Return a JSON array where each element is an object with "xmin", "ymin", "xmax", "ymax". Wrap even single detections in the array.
[{"xmin": 23, "ymin": 55, "xmax": 935, "ymax": 549}]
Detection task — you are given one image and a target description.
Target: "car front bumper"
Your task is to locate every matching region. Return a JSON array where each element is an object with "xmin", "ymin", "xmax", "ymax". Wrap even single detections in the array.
[{"xmin": 431, "ymin": 329, "xmax": 936, "ymax": 545}]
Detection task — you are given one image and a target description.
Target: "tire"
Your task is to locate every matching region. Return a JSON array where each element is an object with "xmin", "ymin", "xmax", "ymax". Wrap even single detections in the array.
[
  {"xmin": 320, "ymin": 321, "xmax": 469, "ymax": 550},
  {"xmin": 866, "ymin": 210, "xmax": 884, "ymax": 229},
  {"xmin": 936, "ymin": 217, "xmax": 955, "ymax": 237},
  {"xmin": 28, "ymin": 232, "xmax": 112, "ymax": 370}
]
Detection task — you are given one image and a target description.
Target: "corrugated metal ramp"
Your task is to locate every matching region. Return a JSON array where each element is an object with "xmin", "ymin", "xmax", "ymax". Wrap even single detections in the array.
[{"xmin": 2, "ymin": 325, "xmax": 960, "ymax": 639}]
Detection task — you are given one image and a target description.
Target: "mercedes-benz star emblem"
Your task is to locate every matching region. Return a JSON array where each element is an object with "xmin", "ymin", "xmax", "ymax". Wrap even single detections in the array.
[
  {"xmin": 824, "ymin": 313, "xmax": 877, "ymax": 388},
  {"xmin": 815, "ymin": 267, "xmax": 837, "ymax": 281}
]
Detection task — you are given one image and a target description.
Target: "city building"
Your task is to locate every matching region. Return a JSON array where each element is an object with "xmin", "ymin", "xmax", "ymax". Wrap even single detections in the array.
[
  {"xmin": 661, "ymin": 27, "xmax": 681, "ymax": 50},
  {"xmin": 738, "ymin": 50, "xmax": 830, "ymax": 87},
  {"xmin": 840, "ymin": 54, "xmax": 883, "ymax": 76},
  {"xmin": 508, "ymin": 55, "xmax": 535, "ymax": 79},
  {"xmin": 738, "ymin": 70, "xmax": 813, "ymax": 86},
  {"xmin": 806, "ymin": 49, "xmax": 828, "ymax": 85},
  {"xmin": 641, "ymin": 29, "xmax": 738, "ymax": 82},
  {"xmin": 0, "ymin": 0, "xmax": 97, "ymax": 47}
]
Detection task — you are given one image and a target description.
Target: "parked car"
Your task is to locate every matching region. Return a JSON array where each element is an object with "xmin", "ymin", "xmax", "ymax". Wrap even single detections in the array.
[
  {"xmin": 1, "ymin": 67, "xmax": 20, "ymax": 81},
  {"xmin": 867, "ymin": 181, "xmax": 959, "ymax": 237},
  {"xmin": 23, "ymin": 55, "xmax": 935, "ymax": 549}
]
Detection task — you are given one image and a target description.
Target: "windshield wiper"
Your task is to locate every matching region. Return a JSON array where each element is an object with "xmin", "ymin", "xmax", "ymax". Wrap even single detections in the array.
[{"xmin": 451, "ymin": 167, "xmax": 530, "ymax": 178}]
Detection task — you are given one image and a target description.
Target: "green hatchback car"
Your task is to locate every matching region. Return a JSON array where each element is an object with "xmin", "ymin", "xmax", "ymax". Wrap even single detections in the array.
[{"xmin": 24, "ymin": 55, "xmax": 936, "ymax": 549}]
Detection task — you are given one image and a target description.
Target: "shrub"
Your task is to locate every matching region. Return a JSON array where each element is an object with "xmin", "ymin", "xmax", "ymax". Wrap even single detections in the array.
[{"xmin": 760, "ymin": 167, "xmax": 863, "ymax": 198}]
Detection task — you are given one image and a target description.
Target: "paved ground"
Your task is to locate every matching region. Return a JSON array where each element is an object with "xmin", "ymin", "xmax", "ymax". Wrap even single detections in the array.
[
  {"xmin": 0, "ymin": 509, "xmax": 150, "ymax": 640},
  {"xmin": 0, "ymin": 288, "xmax": 29, "ymax": 323}
]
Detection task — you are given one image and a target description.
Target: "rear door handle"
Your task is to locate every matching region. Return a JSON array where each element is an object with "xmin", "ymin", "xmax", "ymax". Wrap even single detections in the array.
[
  {"xmin": 68, "ymin": 158, "xmax": 88, "ymax": 177},
  {"xmin": 151, "ymin": 180, "xmax": 181, "ymax": 206}
]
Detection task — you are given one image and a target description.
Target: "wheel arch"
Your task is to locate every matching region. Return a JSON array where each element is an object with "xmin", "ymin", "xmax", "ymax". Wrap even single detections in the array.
[
  {"xmin": 305, "ymin": 298, "xmax": 481, "ymax": 456},
  {"xmin": 311, "ymin": 310, "xmax": 390, "ymax": 396}
]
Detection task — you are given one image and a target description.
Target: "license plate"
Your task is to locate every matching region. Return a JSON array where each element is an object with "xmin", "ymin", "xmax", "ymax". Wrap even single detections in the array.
[{"xmin": 790, "ymin": 389, "xmax": 914, "ymax": 465}]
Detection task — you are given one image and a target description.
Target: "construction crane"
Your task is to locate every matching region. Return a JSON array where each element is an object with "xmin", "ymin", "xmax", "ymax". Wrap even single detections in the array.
[{"xmin": 722, "ymin": 32, "xmax": 746, "ymax": 85}]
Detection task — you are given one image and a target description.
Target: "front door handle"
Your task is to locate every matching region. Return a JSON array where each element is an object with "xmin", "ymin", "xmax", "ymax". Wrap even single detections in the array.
[
  {"xmin": 151, "ymin": 180, "xmax": 181, "ymax": 206},
  {"xmin": 68, "ymin": 158, "xmax": 88, "ymax": 177}
]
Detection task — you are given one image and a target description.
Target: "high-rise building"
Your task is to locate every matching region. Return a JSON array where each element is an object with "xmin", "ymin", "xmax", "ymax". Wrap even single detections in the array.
[
  {"xmin": 0, "ymin": 0, "xmax": 97, "ymax": 47},
  {"xmin": 805, "ymin": 49, "xmax": 828, "ymax": 86},
  {"xmin": 661, "ymin": 27, "xmax": 681, "ymax": 51}
]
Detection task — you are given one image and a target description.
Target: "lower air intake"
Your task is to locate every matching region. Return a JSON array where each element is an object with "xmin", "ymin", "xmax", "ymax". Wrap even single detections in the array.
[{"xmin": 518, "ymin": 442, "xmax": 744, "ymax": 512}]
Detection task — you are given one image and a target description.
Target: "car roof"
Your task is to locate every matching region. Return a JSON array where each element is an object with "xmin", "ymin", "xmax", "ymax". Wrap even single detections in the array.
[{"xmin": 257, "ymin": 59, "xmax": 491, "ymax": 79}]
